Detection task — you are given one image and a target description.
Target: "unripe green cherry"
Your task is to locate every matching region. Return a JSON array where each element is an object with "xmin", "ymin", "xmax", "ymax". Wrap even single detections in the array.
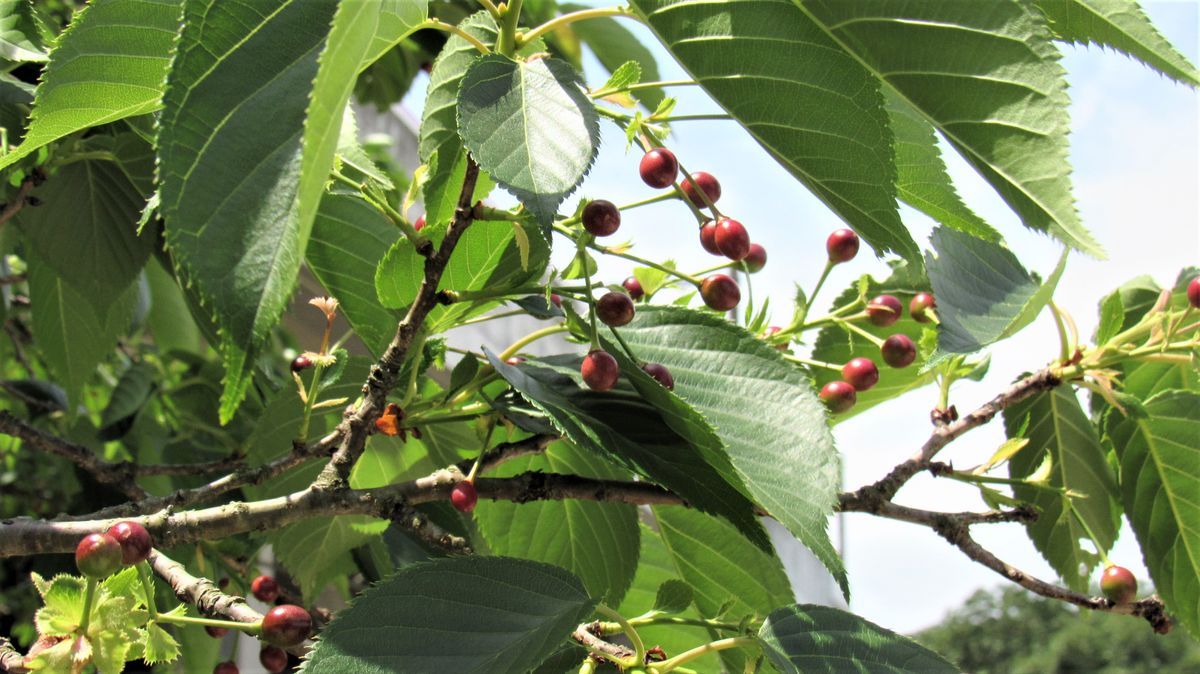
[{"xmin": 1100, "ymin": 565, "xmax": 1137, "ymax": 603}]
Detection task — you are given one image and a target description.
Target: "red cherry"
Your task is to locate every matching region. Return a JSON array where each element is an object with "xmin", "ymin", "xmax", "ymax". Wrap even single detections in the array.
[
  {"xmin": 1100, "ymin": 565, "xmax": 1137, "ymax": 603},
  {"xmin": 106, "ymin": 520, "xmax": 153, "ymax": 565},
  {"xmin": 290, "ymin": 355, "xmax": 312, "ymax": 374},
  {"xmin": 251, "ymin": 575, "xmax": 280, "ymax": 603},
  {"xmin": 866, "ymin": 295, "xmax": 903, "ymax": 327},
  {"xmin": 641, "ymin": 363, "xmax": 675, "ymax": 390},
  {"xmin": 881, "ymin": 334, "xmax": 917, "ymax": 368},
  {"xmin": 214, "ymin": 662, "xmax": 239, "ymax": 674},
  {"xmin": 700, "ymin": 274, "xmax": 740, "ymax": 311},
  {"xmin": 205, "ymin": 625, "xmax": 229, "ymax": 639},
  {"xmin": 76, "ymin": 533, "xmax": 123, "ymax": 579},
  {"xmin": 826, "ymin": 229, "xmax": 860, "ymax": 263},
  {"xmin": 909, "ymin": 292, "xmax": 936, "ymax": 323},
  {"xmin": 714, "ymin": 218, "xmax": 751, "ymax": 260},
  {"xmin": 550, "ymin": 293, "xmax": 563, "ymax": 308},
  {"xmin": 698, "ymin": 221, "xmax": 721, "ymax": 255},
  {"xmin": 622, "ymin": 276, "xmax": 645, "ymax": 301},
  {"xmin": 505, "ymin": 356, "xmax": 526, "ymax": 365},
  {"xmin": 841, "ymin": 358, "xmax": 880, "ymax": 392},
  {"xmin": 582, "ymin": 199, "xmax": 621, "ymax": 237},
  {"xmin": 260, "ymin": 605, "xmax": 311, "ymax": 647},
  {"xmin": 681, "ymin": 171, "xmax": 721, "ymax": 208},
  {"xmin": 596, "ymin": 291, "xmax": 635, "ymax": 327},
  {"xmin": 819, "ymin": 381, "xmax": 857, "ymax": 414},
  {"xmin": 1188, "ymin": 277, "xmax": 1200, "ymax": 309},
  {"xmin": 581, "ymin": 350, "xmax": 620, "ymax": 392},
  {"xmin": 451, "ymin": 481, "xmax": 478, "ymax": 513},
  {"xmin": 743, "ymin": 243, "xmax": 767, "ymax": 273},
  {"xmin": 413, "ymin": 215, "xmax": 426, "ymax": 231},
  {"xmin": 640, "ymin": 148, "xmax": 678, "ymax": 188},
  {"xmin": 260, "ymin": 645, "xmax": 288, "ymax": 674}
]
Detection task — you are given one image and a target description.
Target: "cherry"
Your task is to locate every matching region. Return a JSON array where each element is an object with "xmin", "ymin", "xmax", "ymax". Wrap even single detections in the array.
[
  {"xmin": 290, "ymin": 355, "xmax": 312, "ymax": 374},
  {"xmin": 413, "ymin": 215, "xmax": 425, "ymax": 232},
  {"xmin": 251, "ymin": 575, "xmax": 280, "ymax": 603},
  {"xmin": 582, "ymin": 199, "xmax": 621, "ymax": 237},
  {"xmin": 106, "ymin": 520, "xmax": 152, "ymax": 565},
  {"xmin": 841, "ymin": 358, "xmax": 880, "ymax": 392},
  {"xmin": 698, "ymin": 221, "xmax": 721, "ymax": 255},
  {"xmin": 581, "ymin": 349, "xmax": 620, "ymax": 391},
  {"xmin": 75, "ymin": 533, "xmax": 123, "ymax": 579},
  {"xmin": 909, "ymin": 292, "xmax": 936, "ymax": 323},
  {"xmin": 819, "ymin": 381, "xmax": 856, "ymax": 414},
  {"xmin": 622, "ymin": 276, "xmax": 645, "ymax": 301},
  {"xmin": 1188, "ymin": 276, "xmax": 1200, "ymax": 309},
  {"xmin": 505, "ymin": 356, "xmax": 526, "ymax": 365},
  {"xmin": 205, "ymin": 625, "xmax": 229, "ymax": 639},
  {"xmin": 681, "ymin": 171, "xmax": 721, "ymax": 207},
  {"xmin": 743, "ymin": 243, "xmax": 767, "ymax": 273},
  {"xmin": 762, "ymin": 326, "xmax": 788, "ymax": 350},
  {"xmin": 700, "ymin": 274, "xmax": 740, "ymax": 311},
  {"xmin": 1100, "ymin": 565, "xmax": 1137, "ymax": 603},
  {"xmin": 451, "ymin": 481, "xmax": 478, "ymax": 513},
  {"xmin": 550, "ymin": 293, "xmax": 563, "ymax": 308},
  {"xmin": 642, "ymin": 363, "xmax": 675, "ymax": 390},
  {"xmin": 639, "ymin": 148, "xmax": 678, "ymax": 188},
  {"xmin": 214, "ymin": 662, "xmax": 239, "ymax": 674},
  {"xmin": 826, "ymin": 229, "xmax": 860, "ymax": 263},
  {"xmin": 881, "ymin": 334, "xmax": 917, "ymax": 368},
  {"xmin": 260, "ymin": 604, "xmax": 312, "ymax": 647},
  {"xmin": 715, "ymin": 218, "xmax": 751, "ymax": 260},
  {"xmin": 866, "ymin": 295, "xmax": 903, "ymax": 327},
  {"xmin": 260, "ymin": 645, "xmax": 289, "ymax": 673},
  {"xmin": 596, "ymin": 291, "xmax": 635, "ymax": 327}
]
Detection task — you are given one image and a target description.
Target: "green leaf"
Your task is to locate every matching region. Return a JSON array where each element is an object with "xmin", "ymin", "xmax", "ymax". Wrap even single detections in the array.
[
  {"xmin": 1003, "ymin": 387, "xmax": 1120, "ymax": 592},
  {"xmin": 34, "ymin": 573, "xmax": 86, "ymax": 636},
  {"xmin": 0, "ymin": 0, "xmax": 180, "ymax": 171},
  {"xmin": 274, "ymin": 515, "xmax": 387, "ymax": 601},
  {"xmin": 653, "ymin": 579, "xmax": 693, "ymax": 615},
  {"xmin": 1036, "ymin": 0, "xmax": 1200, "ymax": 86},
  {"xmin": 144, "ymin": 257, "xmax": 203, "ymax": 354},
  {"xmin": 653, "ymin": 506, "xmax": 793, "ymax": 672},
  {"xmin": 629, "ymin": 0, "xmax": 917, "ymax": 263},
  {"xmin": 616, "ymin": 306, "xmax": 848, "ymax": 597},
  {"xmin": 307, "ymin": 193, "xmax": 402, "ymax": 356},
  {"xmin": 16, "ymin": 135, "xmax": 155, "ymax": 313},
  {"xmin": 142, "ymin": 622, "xmax": 181, "ymax": 665},
  {"xmin": 299, "ymin": 557, "xmax": 597, "ymax": 674},
  {"xmin": 1095, "ymin": 289, "xmax": 1125, "ymax": 345},
  {"xmin": 812, "ymin": 265, "xmax": 939, "ymax": 420},
  {"xmin": 0, "ymin": 0, "xmax": 48, "ymax": 62},
  {"xmin": 157, "ymin": 0, "xmax": 339, "ymax": 422},
  {"xmin": 615, "ymin": 524, "xmax": 723, "ymax": 672},
  {"xmin": 884, "ymin": 91, "xmax": 998, "ymax": 241},
  {"xmin": 296, "ymin": 0, "xmax": 428, "ymax": 272},
  {"xmin": 418, "ymin": 12, "xmax": 508, "ymax": 229},
  {"xmin": 561, "ymin": 2, "xmax": 663, "ymax": 110},
  {"xmin": 475, "ymin": 440, "xmax": 640, "ymax": 605},
  {"xmin": 375, "ymin": 219, "xmax": 549, "ymax": 333},
  {"xmin": 27, "ymin": 252, "xmax": 137, "ymax": 408},
  {"xmin": 1107, "ymin": 390, "xmax": 1200, "ymax": 638},
  {"xmin": 758, "ymin": 604, "xmax": 960, "ymax": 673},
  {"xmin": 457, "ymin": 54, "xmax": 600, "ymax": 224},
  {"xmin": 99, "ymin": 362, "xmax": 156, "ymax": 431},
  {"xmin": 1109, "ymin": 269, "xmax": 1199, "ymax": 402},
  {"xmin": 486, "ymin": 351, "xmax": 769, "ymax": 550},
  {"xmin": 799, "ymin": 0, "xmax": 1102, "ymax": 257},
  {"xmin": 600, "ymin": 61, "xmax": 642, "ymax": 94},
  {"xmin": 926, "ymin": 227, "xmax": 1069, "ymax": 363}
]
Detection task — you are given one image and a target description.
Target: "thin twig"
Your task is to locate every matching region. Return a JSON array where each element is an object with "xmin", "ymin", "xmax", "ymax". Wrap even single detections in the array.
[
  {"xmin": 0, "ymin": 179, "xmax": 35, "ymax": 230},
  {"xmin": 0, "ymin": 638, "xmax": 29, "ymax": 674}
]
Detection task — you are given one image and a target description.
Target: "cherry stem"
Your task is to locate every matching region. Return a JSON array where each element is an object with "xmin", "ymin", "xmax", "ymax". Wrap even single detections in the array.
[
  {"xmin": 579, "ymin": 240, "xmax": 603, "ymax": 351},
  {"xmin": 498, "ymin": 325, "xmax": 569, "ymax": 362},
  {"xmin": 607, "ymin": 326, "xmax": 640, "ymax": 364},
  {"xmin": 155, "ymin": 612, "xmax": 260, "ymax": 633},
  {"xmin": 591, "ymin": 79, "xmax": 698, "ymax": 98},
  {"xmin": 835, "ymin": 317, "xmax": 885, "ymax": 347},
  {"xmin": 616, "ymin": 191, "xmax": 679, "ymax": 212},
  {"xmin": 596, "ymin": 605, "xmax": 645, "ymax": 665},
  {"xmin": 421, "ymin": 18, "xmax": 491, "ymax": 54},
  {"xmin": 675, "ymin": 162, "xmax": 723, "ymax": 219},
  {"xmin": 621, "ymin": 616, "xmax": 746, "ymax": 632},
  {"xmin": 806, "ymin": 259, "xmax": 835, "ymax": 319},
  {"xmin": 297, "ymin": 360, "xmax": 328, "ymax": 443},
  {"xmin": 783, "ymin": 354, "xmax": 841, "ymax": 372},
  {"xmin": 654, "ymin": 636, "xmax": 757, "ymax": 673},
  {"xmin": 520, "ymin": 6, "xmax": 638, "ymax": 47},
  {"xmin": 78, "ymin": 577, "xmax": 97, "ymax": 635},
  {"xmin": 693, "ymin": 260, "xmax": 735, "ymax": 276},
  {"xmin": 654, "ymin": 113, "xmax": 733, "ymax": 122},
  {"xmin": 476, "ymin": 0, "xmax": 502, "ymax": 21}
]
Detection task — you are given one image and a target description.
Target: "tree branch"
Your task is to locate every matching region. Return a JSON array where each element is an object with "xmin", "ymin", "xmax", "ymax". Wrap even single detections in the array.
[
  {"xmin": 0, "ymin": 410, "xmax": 147, "ymax": 499},
  {"xmin": 0, "ymin": 177, "xmax": 36, "ymax": 231},
  {"xmin": 314, "ymin": 158, "xmax": 482, "ymax": 490},
  {"xmin": 572, "ymin": 620, "xmax": 635, "ymax": 663},
  {"xmin": 0, "ymin": 638, "xmax": 29, "ymax": 674},
  {"xmin": 148, "ymin": 549, "xmax": 263, "ymax": 626}
]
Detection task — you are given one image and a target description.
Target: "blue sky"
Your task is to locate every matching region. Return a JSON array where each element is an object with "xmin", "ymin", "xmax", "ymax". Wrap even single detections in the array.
[{"xmin": 403, "ymin": 2, "xmax": 1199, "ymax": 632}]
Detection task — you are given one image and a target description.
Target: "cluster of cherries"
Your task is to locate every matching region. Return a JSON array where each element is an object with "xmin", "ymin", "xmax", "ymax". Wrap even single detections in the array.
[
  {"xmin": 74, "ymin": 522, "xmax": 311, "ymax": 674},
  {"xmin": 812, "ymin": 229, "xmax": 932, "ymax": 415}
]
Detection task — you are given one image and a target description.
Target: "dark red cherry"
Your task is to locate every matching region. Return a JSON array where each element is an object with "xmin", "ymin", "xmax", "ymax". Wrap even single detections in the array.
[
  {"xmin": 596, "ymin": 291, "xmax": 635, "ymax": 327},
  {"xmin": 581, "ymin": 350, "xmax": 620, "ymax": 392},
  {"xmin": 582, "ymin": 199, "xmax": 621, "ymax": 237},
  {"xmin": 826, "ymin": 229, "xmax": 860, "ymax": 263},
  {"xmin": 251, "ymin": 575, "xmax": 279, "ymax": 603},
  {"xmin": 214, "ymin": 662, "xmax": 239, "ymax": 674},
  {"xmin": 451, "ymin": 481, "xmax": 478, "ymax": 513},
  {"xmin": 1100, "ymin": 565, "xmax": 1137, "ymax": 603},
  {"xmin": 1188, "ymin": 277, "xmax": 1200, "ymax": 309},
  {"xmin": 881, "ymin": 334, "xmax": 917, "ymax": 368},
  {"xmin": 622, "ymin": 276, "xmax": 645, "ymax": 301},
  {"xmin": 743, "ymin": 244, "xmax": 767, "ymax": 273},
  {"xmin": 75, "ymin": 533, "xmax": 122, "ymax": 579},
  {"xmin": 640, "ymin": 148, "xmax": 678, "ymax": 188},
  {"xmin": 106, "ymin": 520, "xmax": 153, "ymax": 565},
  {"xmin": 819, "ymin": 381, "xmax": 856, "ymax": 414},
  {"xmin": 641, "ymin": 363, "xmax": 675, "ymax": 390},
  {"xmin": 260, "ymin": 645, "xmax": 288, "ymax": 674},
  {"xmin": 260, "ymin": 605, "xmax": 311, "ymax": 647},
  {"xmin": 698, "ymin": 221, "xmax": 721, "ymax": 255},
  {"xmin": 715, "ymin": 218, "xmax": 751, "ymax": 260},
  {"xmin": 413, "ymin": 215, "xmax": 426, "ymax": 231},
  {"xmin": 700, "ymin": 274, "xmax": 740, "ymax": 311},
  {"xmin": 681, "ymin": 171, "xmax": 721, "ymax": 207},
  {"xmin": 841, "ymin": 358, "xmax": 880, "ymax": 392},
  {"xmin": 867, "ymin": 295, "xmax": 903, "ymax": 327}
]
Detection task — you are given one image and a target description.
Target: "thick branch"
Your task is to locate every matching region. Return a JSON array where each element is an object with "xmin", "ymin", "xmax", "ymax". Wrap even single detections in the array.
[
  {"xmin": 148, "ymin": 549, "xmax": 263, "ymax": 626},
  {"xmin": 846, "ymin": 367, "xmax": 1061, "ymax": 503},
  {"xmin": 314, "ymin": 159, "xmax": 481, "ymax": 489}
]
